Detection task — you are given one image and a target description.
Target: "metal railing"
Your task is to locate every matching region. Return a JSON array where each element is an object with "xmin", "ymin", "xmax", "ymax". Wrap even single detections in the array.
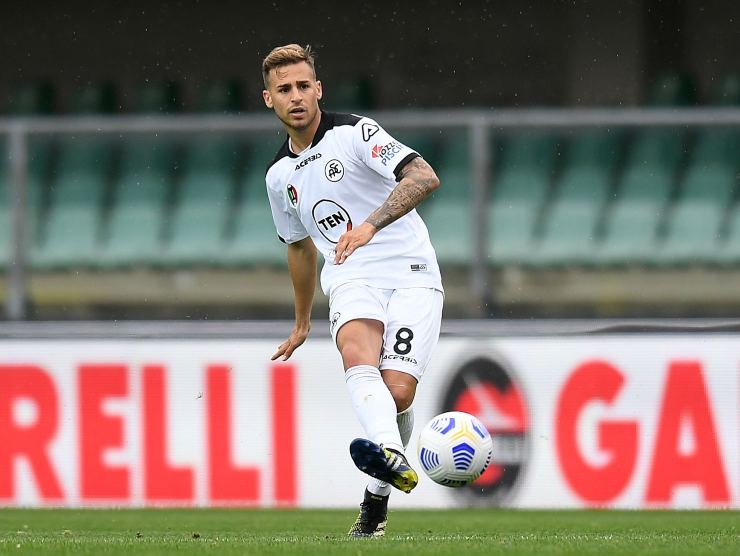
[{"xmin": 3, "ymin": 107, "xmax": 740, "ymax": 320}]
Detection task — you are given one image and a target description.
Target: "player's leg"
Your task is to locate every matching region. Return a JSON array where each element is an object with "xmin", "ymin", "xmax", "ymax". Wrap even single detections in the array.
[
  {"xmin": 338, "ymin": 318, "xmax": 406, "ymax": 453},
  {"xmin": 349, "ymin": 288, "xmax": 443, "ymax": 537},
  {"xmin": 366, "ymin": 287, "xmax": 443, "ymax": 493}
]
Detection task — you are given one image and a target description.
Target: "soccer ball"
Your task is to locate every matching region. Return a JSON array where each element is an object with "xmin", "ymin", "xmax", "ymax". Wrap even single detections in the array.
[{"xmin": 416, "ymin": 411, "xmax": 493, "ymax": 487}]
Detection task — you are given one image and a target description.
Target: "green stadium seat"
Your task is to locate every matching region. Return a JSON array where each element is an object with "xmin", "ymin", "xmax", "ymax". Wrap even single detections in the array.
[
  {"xmin": 423, "ymin": 135, "xmax": 472, "ymax": 265},
  {"xmin": 488, "ymin": 132, "xmax": 560, "ymax": 266},
  {"xmin": 530, "ymin": 167, "xmax": 611, "ymax": 266},
  {"xmin": 159, "ymin": 132, "xmax": 243, "ymax": 266},
  {"xmin": 0, "ymin": 139, "xmax": 52, "ymax": 268},
  {"xmin": 689, "ymin": 129, "xmax": 740, "ymax": 168},
  {"xmin": 597, "ymin": 166, "xmax": 673, "ymax": 265},
  {"xmin": 162, "ymin": 171, "xmax": 234, "ymax": 266},
  {"xmin": 119, "ymin": 137, "xmax": 177, "ymax": 176},
  {"xmin": 655, "ymin": 166, "xmax": 737, "ymax": 265},
  {"xmin": 183, "ymin": 135, "xmax": 242, "ymax": 174},
  {"xmin": 31, "ymin": 138, "xmax": 112, "ymax": 268},
  {"xmin": 712, "ymin": 73, "xmax": 740, "ymax": 105},
  {"xmin": 133, "ymin": 80, "xmax": 180, "ymax": 113},
  {"xmin": 31, "ymin": 172, "xmax": 107, "ymax": 268},
  {"xmin": 528, "ymin": 131, "xmax": 620, "ymax": 266},
  {"xmin": 196, "ymin": 79, "xmax": 244, "ymax": 113},
  {"xmin": 69, "ymin": 81, "xmax": 117, "ymax": 114},
  {"xmin": 5, "ymin": 81, "xmax": 55, "ymax": 114},
  {"xmin": 99, "ymin": 169, "xmax": 171, "ymax": 267},
  {"xmin": 221, "ymin": 140, "xmax": 287, "ymax": 267},
  {"xmin": 648, "ymin": 72, "xmax": 697, "ymax": 106},
  {"xmin": 325, "ymin": 77, "xmax": 375, "ymax": 111},
  {"xmin": 715, "ymin": 204, "xmax": 740, "ymax": 264}
]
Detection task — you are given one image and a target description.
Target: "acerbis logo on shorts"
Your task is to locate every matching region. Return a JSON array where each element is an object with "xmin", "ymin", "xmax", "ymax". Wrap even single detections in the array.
[
  {"xmin": 371, "ymin": 141, "xmax": 403, "ymax": 166},
  {"xmin": 330, "ymin": 312, "xmax": 341, "ymax": 331},
  {"xmin": 382, "ymin": 353, "xmax": 418, "ymax": 365},
  {"xmin": 324, "ymin": 159, "xmax": 344, "ymax": 182},
  {"xmin": 442, "ymin": 354, "xmax": 530, "ymax": 506}
]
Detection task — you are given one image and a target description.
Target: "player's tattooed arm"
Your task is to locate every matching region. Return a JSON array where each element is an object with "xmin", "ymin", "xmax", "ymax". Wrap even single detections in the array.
[
  {"xmin": 334, "ymin": 157, "xmax": 439, "ymax": 265},
  {"xmin": 365, "ymin": 157, "xmax": 440, "ymax": 231}
]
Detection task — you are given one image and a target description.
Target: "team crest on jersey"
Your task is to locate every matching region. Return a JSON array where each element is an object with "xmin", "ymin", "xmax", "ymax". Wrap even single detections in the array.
[
  {"xmin": 324, "ymin": 159, "xmax": 344, "ymax": 182},
  {"xmin": 287, "ymin": 184, "xmax": 299, "ymax": 207},
  {"xmin": 312, "ymin": 199, "xmax": 353, "ymax": 244}
]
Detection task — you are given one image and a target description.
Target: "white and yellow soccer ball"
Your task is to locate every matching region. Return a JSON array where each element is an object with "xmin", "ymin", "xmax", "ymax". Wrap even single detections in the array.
[{"xmin": 416, "ymin": 411, "xmax": 494, "ymax": 487}]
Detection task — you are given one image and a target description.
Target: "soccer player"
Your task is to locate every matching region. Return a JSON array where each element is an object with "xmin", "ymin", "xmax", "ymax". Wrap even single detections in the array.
[{"xmin": 262, "ymin": 44, "xmax": 444, "ymax": 537}]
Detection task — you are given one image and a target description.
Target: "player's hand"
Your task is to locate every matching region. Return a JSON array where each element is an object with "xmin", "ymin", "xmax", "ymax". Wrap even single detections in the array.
[
  {"xmin": 271, "ymin": 323, "xmax": 310, "ymax": 361},
  {"xmin": 334, "ymin": 222, "xmax": 377, "ymax": 264}
]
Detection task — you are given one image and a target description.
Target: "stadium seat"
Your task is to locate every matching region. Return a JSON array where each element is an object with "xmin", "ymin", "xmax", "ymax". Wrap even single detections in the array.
[
  {"xmin": 132, "ymin": 80, "xmax": 180, "ymax": 113},
  {"xmin": 221, "ymin": 138, "xmax": 288, "ymax": 267},
  {"xmin": 0, "ymin": 137, "xmax": 51, "ymax": 245},
  {"xmin": 712, "ymin": 73, "xmax": 740, "ymax": 106},
  {"xmin": 5, "ymin": 81, "xmax": 55, "ymax": 115},
  {"xmin": 529, "ymin": 131, "xmax": 621, "ymax": 266},
  {"xmin": 69, "ymin": 81, "xmax": 118, "ymax": 114},
  {"xmin": 597, "ymin": 166, "xmax": 673, "ymax": 265},
  {"xmin": 325, "ymin": 76, "xmax": 375, "ymax": 111},
  {"xmin": 716, "ymin": 204, "xmax": 740, "ymax": 264},
  {"xmin": 161, "ymin": 171, "xmax": 235, "ymax": 266},
  {"xmin": 488, "ymin": 132, "xmax": 560, "ymax": 266},
  {"xmin": 100, "ymin": 140, "xmax": 175, "ymax": 268},
  {"xmin": 100, "ymin": 171, "xmax": 170, "ymax": 267},
  {"xmin": 31, "ymin": 139, "xmax": 112, "ymax": 268},
  {"xmin": 196, "ymin": 79, "xmax": 244, "ymax": 113},
  {"xmin": 423, "ymin": 135, "xmax": 473, "ymax": 265},
  {"xmin": 655, "ymin": 166, "xmax": 737, "ymax": 266},
  {"xmin": 647, "ymin": 72, "xmax": 697, "ymax": 106}
]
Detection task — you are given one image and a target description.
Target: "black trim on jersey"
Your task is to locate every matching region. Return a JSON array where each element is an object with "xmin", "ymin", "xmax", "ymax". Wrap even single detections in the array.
[
  {"xmin": 314, "ymin": 112, "xmax": 362, "ymax": 145},
  {"xmin": 392, "ymin": 152, "xmax": 421, "ymax": 181},
  {"xmin": 266, "ymin": 141, "xmax": 292, "ymax": 174},
  {"xmin": 265, "ymin": 111, "xmax": 362, "ymax": 173}
]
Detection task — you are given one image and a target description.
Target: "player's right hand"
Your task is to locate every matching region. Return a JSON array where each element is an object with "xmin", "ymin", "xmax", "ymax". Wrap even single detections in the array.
[{"xmin": 271, "ymin": 324, "xmax": 310, "ymax": 361}]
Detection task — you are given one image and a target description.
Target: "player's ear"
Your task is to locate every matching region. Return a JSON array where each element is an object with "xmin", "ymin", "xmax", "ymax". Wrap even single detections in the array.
[
  {"xmin": 316, "ymin": 80, "xmax": 322, "ymax": 101},
  {"xmin": 263, "ymin": 89, "xmax": 273, "ymax": 109}
]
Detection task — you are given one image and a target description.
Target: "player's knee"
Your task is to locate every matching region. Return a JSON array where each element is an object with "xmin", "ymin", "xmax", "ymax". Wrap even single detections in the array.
[
  {"xmin": 387, "ymin": 383, "xmax": 415, "ymax": 412},
  {"xmin": 340, "ymin": 340, "xmax": 377, "ymax": 369}
]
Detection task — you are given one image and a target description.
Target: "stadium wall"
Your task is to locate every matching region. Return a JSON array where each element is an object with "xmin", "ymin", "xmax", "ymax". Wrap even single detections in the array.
[{"xmin": 1, "ymin": 330, "xmax": 738, "ymax": 509}]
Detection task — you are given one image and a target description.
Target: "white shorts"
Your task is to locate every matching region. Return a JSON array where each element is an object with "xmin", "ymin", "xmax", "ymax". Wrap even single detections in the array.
[{"xmin": 328, "ymin": 283, "xmax": 444, "ymax": 381}]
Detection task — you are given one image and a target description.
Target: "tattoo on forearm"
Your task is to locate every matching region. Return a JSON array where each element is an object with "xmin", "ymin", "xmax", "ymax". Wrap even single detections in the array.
[{"xmin": 366, "ymin": 158, "xmax": 439, "ymax": 231}]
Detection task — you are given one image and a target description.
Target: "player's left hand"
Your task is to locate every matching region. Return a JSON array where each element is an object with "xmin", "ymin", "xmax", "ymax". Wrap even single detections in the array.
[{"xmin": 334, "ymin": 222, "xmax": 377, "ymax": 264}]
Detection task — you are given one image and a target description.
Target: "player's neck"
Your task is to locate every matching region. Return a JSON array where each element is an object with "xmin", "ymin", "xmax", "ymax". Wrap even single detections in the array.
[
  {"xmin": 288, "ymin": 136, "xmax": 312, "ymax": 155},
  {"xmin": 287, "ymin": 111, "xmax": 322, "ymax": 154}
]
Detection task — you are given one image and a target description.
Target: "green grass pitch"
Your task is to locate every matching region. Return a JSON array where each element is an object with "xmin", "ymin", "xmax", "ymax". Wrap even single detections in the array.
[{"xmin": 1, "ymin": 508, "xmax": 738, "ymax": 555}]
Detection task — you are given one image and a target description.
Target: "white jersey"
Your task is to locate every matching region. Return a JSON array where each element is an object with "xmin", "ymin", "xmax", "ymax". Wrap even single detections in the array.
[{"xmin": 265, "ymin": 111, "xmax": 443, "ymax": 296}]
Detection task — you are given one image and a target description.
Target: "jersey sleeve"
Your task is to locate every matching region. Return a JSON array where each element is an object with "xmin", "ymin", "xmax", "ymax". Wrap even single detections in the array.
[
  {"xmin": 352, "ymin": 117, "xmax": 420, "ymax": 182},
  {"xmin": 265, "ymin": 173, "xmax": 309, "ymax": 244}
]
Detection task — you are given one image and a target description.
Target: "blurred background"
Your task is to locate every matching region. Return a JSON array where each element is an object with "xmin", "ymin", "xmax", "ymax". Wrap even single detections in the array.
[{"xmin": 1, "ymin": 0, "xmax": 739, "ymax": 321}]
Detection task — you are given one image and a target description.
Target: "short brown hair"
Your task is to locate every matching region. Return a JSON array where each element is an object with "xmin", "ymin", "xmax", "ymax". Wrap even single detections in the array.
[{"xmin": 262, "ymin": 44, "xmax": 317, "ymax": 88}]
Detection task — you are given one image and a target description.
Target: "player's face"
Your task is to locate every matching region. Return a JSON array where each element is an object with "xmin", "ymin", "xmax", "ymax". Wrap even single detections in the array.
[{"xmin": 263, "ymin": 62, "xmax": 323, "ymax": 132}]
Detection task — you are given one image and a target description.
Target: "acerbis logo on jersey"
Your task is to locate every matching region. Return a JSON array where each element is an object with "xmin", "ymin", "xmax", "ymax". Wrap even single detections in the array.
[
  {"xmin": 324, "ymin": 159, "xmax": 344, "ymax": 182},
  {"xmin": 312, "ymin": 199, "xmax": 353, "ymax": 243},
  {"xmin": 287, "ymin": 184, "xmax": 299, "ymax": 207},
  {"xmin": 371, "ymin": 141, "xmax": 403, "ymax": 166},
  {"xmin": 295, "ymin": 153, "xmax": 322, "ymax": 171},
  {"xmin": 441, "ymin": 354, "xmax": 530, "ymax": 506}
]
